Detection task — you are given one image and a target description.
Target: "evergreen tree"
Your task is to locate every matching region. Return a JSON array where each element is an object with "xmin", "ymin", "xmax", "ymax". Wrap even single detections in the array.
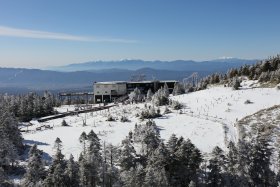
[
  {"xmin": 171, "ymin": 138, "xmax": 202, "ymax": 186},
  {"xmin": 236, "ymin": 140, "xmax": 251, "ymax": 186},
  {"xmin": 248, "ymin": 131, "xmax": 275, "ymax": 186},
  {"xmin": 79, "ymin": 130, "xmax": 102, "ymax": 187},
  {"xmin": 119, "ymin": 138, "xmax": 136, "ymax": 171},
  {"xmin": 44, "ymin": 138, "xmax": 67, "ymax": 187},
  {"xmin": 144, "ymin": 142, "xmax": 169, "ymax": 187},
  {"xmin": 79, "ymin": 131, "xmax": 87, "ymax": 154},
  {"xmin": 0, "ymin": 132, "xmax": 18, "ymax": 168},
  {"xmin": 207, "ymin": 146, "xmax": 226, "ymax": 187},
  {"xmin": 129, "ymin": 87, "xmax": 142, "ymax": 103},
  {"xmin": 64, "ymin": 154, "xmax": 80, "ymax": 187},
  {"xmin": 232, "ymin": 77, "xmax": 241, "ymax": 90},
  {"xmin": 163, "ymin": 83, "xmax": 170, "ymax": 97},
  {"xmin": 103, "ymin": 144, "xmax": 120, "ymax": 187},
  {"xmin": 0, "ymin": 107, "xmax": 23, "ymax": 150},
  {"xmin": 0, "ymin": 166, "xmax": 12, "ymax": 186},
  {"xmin": 142, "ymin": 120, "xmax": 160, "ymax": 155},
  {"xmin": 61, "ymin": 119, "xmax": 68, "ymax": 126},
  {"xmin": 226, "ymin": 141, "xmax": 239, "ymax": 187},
  {"xmin": 166, "ymin": 134, "xmax": 178, "ymax": 154},
  {"xmin": 146, "ymin": 89, "xmax": 153, "ymax": 101},
  {"xmin": 23, "ymin": 145, "xmax": 45, "ymax": 187}
]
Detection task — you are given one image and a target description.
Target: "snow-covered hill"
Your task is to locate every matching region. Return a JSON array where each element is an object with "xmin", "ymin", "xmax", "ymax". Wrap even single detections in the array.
[{"xmin": 22, "ymin": 81, "xmax": 280, "ymax": 160}]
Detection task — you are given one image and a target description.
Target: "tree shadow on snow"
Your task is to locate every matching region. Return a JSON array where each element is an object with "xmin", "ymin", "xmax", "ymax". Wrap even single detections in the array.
[
  {"xmin": 23, "ymin": 139, "xmax": 50, "ymax": 146},
  {"xmin": 42, "ymin": 152, "xmax": 52, "ymax": 162}
]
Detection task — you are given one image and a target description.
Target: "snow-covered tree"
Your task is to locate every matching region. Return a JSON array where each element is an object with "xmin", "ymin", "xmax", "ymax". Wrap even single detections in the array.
[
  {"xmin": 146, "ymin": 89, "xmax": 153, "ymax": 101},
  {"xmin": 64, "ymin": 154, "xmax": 80, "ymax": 187},
  {"xmin": 44, "ymin": 138, "xmax": 67, "ymax": 186},
  {"xmin": 207, "ymin": 146, "xmax": 226, "ymax": 187},
  {"xmin": 172, "ymin": 82, "xmax": 184, "ymax": 95},
  {"xmin": 166, "ymin": 134, "xmax": 178, "ymax": 154},
  {"xmin": 171, "ymin": 138, "xmax": 202, "ymax": 186},
  {"xmin": 248, "ymin": 131, "xmax": 275, "ymax": 186},
  {"xmin": 144, "ymin": 142, "xmax": 169, "ymax": 186},
  {"xmin": 163, "ymin": 83, "xmax": 170, "ymax": 97},
  {"xmin": 129, "ymin": 87, "xmax": 142, "ymax": 103},
  {"xmin": 79, "ymin": 131, "xmax": 87, "ymax": 154},
  {"xmin": 152, "ymin": 88, "xmax": 169, "ymax": 106},
  {"xmin": 232, "ymin": 77, "xmax": 241, "ymax": 90},
  {"xmin": 23, "ymin": 145, "xmax": 45, "ymax": 187}
]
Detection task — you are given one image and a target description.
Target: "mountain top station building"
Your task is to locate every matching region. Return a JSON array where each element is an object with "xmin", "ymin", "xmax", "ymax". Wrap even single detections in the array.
[{"xmin": 93, "ymin": 80, "xmax": 178, "ymax": 103}]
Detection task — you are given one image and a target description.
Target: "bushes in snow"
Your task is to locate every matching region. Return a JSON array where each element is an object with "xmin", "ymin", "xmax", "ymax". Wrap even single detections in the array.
[
  {"xmin": 170, "ymin": 100, "xmax": 184, "ymax": 110},
  {"xmin": 106, "ymin": 114, "xmax": 116, "ymax": 121},
  {"xmin": 146, "ymin": 89, "xmax": 153, "ymax": 101},
  {"xmin": 152, "ymin": 87, "xmax": 169, "ymax": 106},
  {"xmin": 129, "ymin": 87, "xmax": 143, "ymax": 103},
  {"xmin": 61, "ymin": 119, "xmax": 69, "ymax": 126},
  {"xmin": 244, "ymin": 99, "xmax": 253, "ymax": 104},
  {"xmin": 232, "ymin": 77, "xmax": 241, "ymax": 90},
  {"xmin": 139, "ymin": 106, "xmax": 161, "ymax": 120},
  {"xmin": 120, "ymin": 115, "xmax": 130, "ymax": 122},
  {"xmin": 172, "ymin": 82, "xmax": 185, "ymax": 95}
]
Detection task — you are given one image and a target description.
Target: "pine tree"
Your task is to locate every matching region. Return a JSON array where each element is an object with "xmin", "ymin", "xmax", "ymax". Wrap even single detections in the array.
[
  {"xmin": 61, "ymin": 119, "xmax": 68, "ymax": 126},
  {"xmin": 236, "ymin": 140, "xmax": 251, "ymax": 186},
  {"xmin": 144, "ymin": 142, "xmax": 169, "ymax": 187},
  {"xmin": 163, "ymin": 83, "xmax": 170, "ymax": 97},
  {"xmin": 0, "ymin": 107, "xmax": 23, "ymax": 150},
  {"xmin": 232, "ymin": 77, "xmax": 241, "ymax": 90},
  {"xmin": 142, "ymin": 121, "xmax": 160, "ymax": 155},
  {"xmin": 23, "ymin": 145, "xmax": 45, "ymax": 187},
  {"xmin": 78, "ymin": 153, "xmax": 89, "ymax": 187},
  {"xmin": 129, "ymin": 87, "xmax": 142, "ymax": 103},
  {"xmin": 64, "ymin": 154, "xmax": 80, "ymax": 187},
  {"xmin": 44, "ymin": 138, "xmax": 67, "ymax": 187},
  {"xmin": 146, "ymin": 89, "xmax": 153, "ymax": 101},
  {"xmin": 79, "ymin": 130, "xmax": 102, "ymax": 187},
  {"xmin": 226, "ymin": 141, "xmax": 239, "ymax": 186},
  {"xmin": 171, "ymin": 138, "xmax": 202, "ymax": 186},
  {"xmin": 0, "ymin": 132, "xmax": 18, "ymax": 168},
  {"xmin": 172, "ymin": 82, "xmax": 179, "ymax": 95},
  {"xmin": 166, "ymin": 134, "xmax": 178, "ymax": 154},
  {"xmin": 103, "ymin": 144, "xmax": 120, "ymax": 187},
  {"xmin": 79, "ymin": 132, "xmax": 87, "ymax": 154},
  {"xmin": 207, "ymin": 146, "xmax": 226, "ymax": 187},
  {"xmin": 119, "ymin": 138, "xmax": 136, "ymax": 171},
  {"xmin": 0, "ymin": 166, "xmax": 11, "ymax": 186},
  {"xmin": 248, "ymin": 131, "xmax": 275, "ymax": 186}
]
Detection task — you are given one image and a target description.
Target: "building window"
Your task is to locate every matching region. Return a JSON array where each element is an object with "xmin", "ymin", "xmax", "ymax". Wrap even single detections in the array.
[{"xmin": 96, "ymin": 85, "xmax": 100, "ymax": 88}]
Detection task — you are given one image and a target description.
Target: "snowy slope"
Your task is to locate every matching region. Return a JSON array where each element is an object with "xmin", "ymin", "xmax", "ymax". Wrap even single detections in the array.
[{"xmin": 22, "ymin": 81, "xmax": 280, "ymax": 160}]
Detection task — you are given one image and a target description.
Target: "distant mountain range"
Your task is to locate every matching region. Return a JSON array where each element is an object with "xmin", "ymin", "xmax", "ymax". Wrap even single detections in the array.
[
  {"xmin": 48, "ymin": 58, "xmax": 257, "ymax": 72},
  {"xmin": 0, "ymin": 58, "xmax": 258, "ymax": 94}
]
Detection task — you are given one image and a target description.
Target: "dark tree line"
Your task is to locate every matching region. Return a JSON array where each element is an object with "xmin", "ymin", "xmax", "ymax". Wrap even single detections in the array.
[
  {"xmin": 21, "ymin": 120, "xmax": 280, "ymax": 187},
  {"xmin": 0, "ymin": 102, "xmax": 24, "ymax": 186},
  {"xmin": 0, "ymin": 91, "xmax": 60, "ymax": 122},
  {"xmin": 0, "ymin": 91, "xmax": 59, "ymax": 186}
]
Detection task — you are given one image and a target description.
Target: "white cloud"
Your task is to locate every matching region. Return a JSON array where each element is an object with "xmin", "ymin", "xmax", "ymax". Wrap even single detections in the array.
[{"xmin": 0, "ymin": 26, "xmax": 137, "ymax": 43}]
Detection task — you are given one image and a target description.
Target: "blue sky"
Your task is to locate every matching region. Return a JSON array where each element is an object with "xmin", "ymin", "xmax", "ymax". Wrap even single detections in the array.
[{"xmin": 0, "ymin": 0, "xmax": 280, "ymax": 68}]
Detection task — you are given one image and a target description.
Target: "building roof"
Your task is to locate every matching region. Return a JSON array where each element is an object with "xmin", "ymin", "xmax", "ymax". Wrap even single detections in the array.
[
  {"xmin": 95, "ymin": 80, "xmax": 177, "ymax": 84},
  {"xmin": 94, "ymin": 81, "xmax": 127, "ymax": 85}
]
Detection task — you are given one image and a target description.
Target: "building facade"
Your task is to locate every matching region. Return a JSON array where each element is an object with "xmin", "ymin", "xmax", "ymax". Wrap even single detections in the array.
[{"xmin": 93, "ymin": 80, "xmax": 177, "ymax": 103}]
